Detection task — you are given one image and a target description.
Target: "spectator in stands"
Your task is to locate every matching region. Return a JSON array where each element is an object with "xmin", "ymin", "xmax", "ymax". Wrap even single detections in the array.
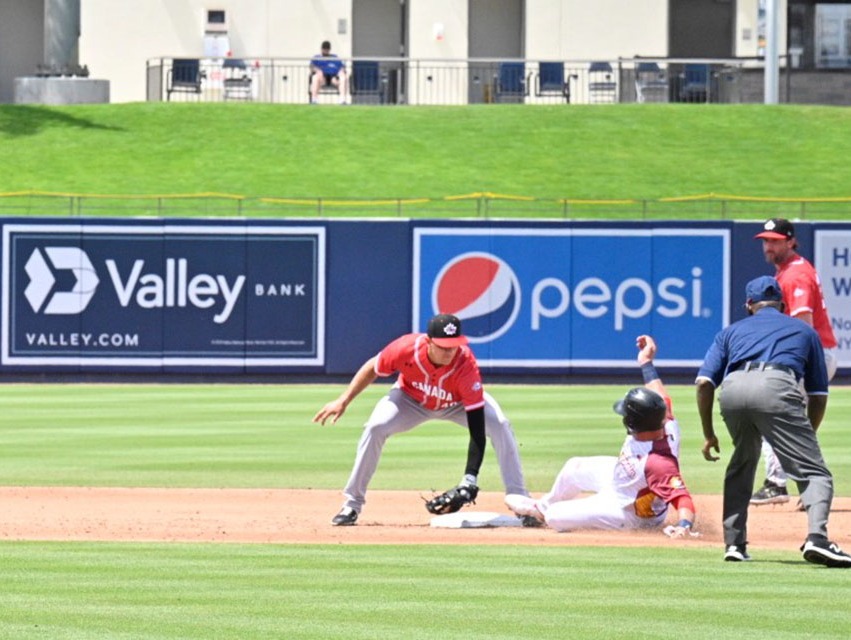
[{"xmin": 310, "ymin": 40, "xmax": 350, "ymax": 104}]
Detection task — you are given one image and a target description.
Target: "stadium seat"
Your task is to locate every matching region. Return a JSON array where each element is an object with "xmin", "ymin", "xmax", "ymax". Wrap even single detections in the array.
[
  {"xmin": 679, "ymin": 63, "xmax": 711, "ymax": 103},
  {"xmin": 634, "ymin": 61, "xmax": 669, "ymax": 103},
  {"xmin": 588, "ymin": 61, "xmax": 617, "ymax": 103},
  {"xmin": 167, "ymin": 59, "xmax": 205, "ymax": 101},
  {"xmin": 222, "ymin": 58, "xmax": 253, "ymax": 101},
  {"xmin": 494, "ymin": 61, "xmax": 528, "ymax": 103},
  {"xmin": 536, "ymin": 62, "xmax": 573, "ymax": 102},
  {"xmin": 352, "ymin": 60, "xmax": 383, "ymax": 104}
]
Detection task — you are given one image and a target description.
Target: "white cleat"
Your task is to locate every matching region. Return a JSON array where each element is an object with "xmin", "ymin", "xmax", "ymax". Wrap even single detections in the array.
[{"xmin": 505, "ymin": 494, "xmax": 545, "ymax": 525}]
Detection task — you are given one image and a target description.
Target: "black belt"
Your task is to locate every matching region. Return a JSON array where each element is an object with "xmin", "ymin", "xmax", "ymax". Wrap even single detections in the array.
[{"xmin": 735, "ymin": 361, "xmax": 796, "ymax": 377}]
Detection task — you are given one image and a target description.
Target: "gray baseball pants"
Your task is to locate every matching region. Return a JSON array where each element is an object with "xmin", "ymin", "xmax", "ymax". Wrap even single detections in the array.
[
  {"xmin": 719, "ymin": 369, "xmax": 833, "ymax": 546},
  {"xmin": 761, "ymin": 347, "xmax": 837, "ymax": 485},
  {"xmin": 341, "ymin": 387, "xmax": 528, "ymax": 512}
]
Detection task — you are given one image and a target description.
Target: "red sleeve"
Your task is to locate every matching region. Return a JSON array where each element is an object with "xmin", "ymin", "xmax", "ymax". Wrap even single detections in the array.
[
  {"xmin": 781, "ymin": 267, "xmax": 817, "ymax": 317},
  {"xmin": 455, "ymin": 349, "xmax": 485, "ymax": 410},
  {"xmin": 644, "ymin": 452, "xmax": 691, "ymax": 504},
  {"xmin": 671, "ymin": 494, "xmax": 695, "ymax": 514},
  {"xmin": 374, "ymin": 334, "xmax": 411, "ymax": 377}
]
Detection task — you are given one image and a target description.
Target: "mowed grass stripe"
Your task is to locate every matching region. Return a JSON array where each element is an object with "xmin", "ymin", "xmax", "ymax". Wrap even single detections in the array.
[
  {"xmin": 1, "ymin": 542, "xmax": 848, "ymax": 640},
  {"xmin": 1, "ymin": 383, "xmax": 850, "ymax": 494}
]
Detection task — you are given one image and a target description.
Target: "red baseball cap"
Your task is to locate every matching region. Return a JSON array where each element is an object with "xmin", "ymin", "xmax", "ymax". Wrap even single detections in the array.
[
  {"xmin": 754, "ymin": 218, "xmax": 795, "ymax": 240},
  {"xmin": 427, "ymin": 313, "xmax": 468, "ymax": 347}
]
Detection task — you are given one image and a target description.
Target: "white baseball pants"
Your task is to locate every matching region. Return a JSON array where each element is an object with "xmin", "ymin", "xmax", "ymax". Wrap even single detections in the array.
[{"xmin": 538, "ymin": 456, "xmax": 657, "ymax": 532}]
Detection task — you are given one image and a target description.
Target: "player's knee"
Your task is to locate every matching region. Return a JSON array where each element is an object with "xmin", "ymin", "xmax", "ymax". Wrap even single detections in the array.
[
  {"xmin": 362, "ymin": 422, "xmax": 394, "ymax": 443},
  {"xmin": 485, "ymin": 416, "xmax": 512, "ymax": 437},
  {"xmin": 562, "ymin": 457, "xmax": 582, "ymax": 474}
]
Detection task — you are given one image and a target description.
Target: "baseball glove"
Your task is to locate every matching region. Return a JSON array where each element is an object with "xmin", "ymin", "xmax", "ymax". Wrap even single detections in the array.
[{"xmin": 425, "ymin": 484, "xmax": 479, "ymax": 515}]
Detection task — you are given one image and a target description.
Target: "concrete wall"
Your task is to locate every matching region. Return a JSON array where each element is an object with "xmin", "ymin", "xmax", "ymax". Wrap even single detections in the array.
[
  {"xmin": 736, "ymin": 0, "xmax": 788, "ymax": 58},
  {"xmin": 79, "ymin": 0, "xmax": 353, "ymax": 103},
  {"xmin": 408, "ymin": 0, "xmax": 467, "ymax": 60},
  {"xmin": 528, "ymin": 0, "xmax": 668, "ymax": 60},
  {"xmin": 14, "ymin": 77, "xmax": 109, "ymax": 105},
  {"xmin": 0, "ymin": 0, "xmax": 44, "ymax": 103},
  {"xmin": 1, "ymin": 0, "xmax": 787, "ymax": 104}
]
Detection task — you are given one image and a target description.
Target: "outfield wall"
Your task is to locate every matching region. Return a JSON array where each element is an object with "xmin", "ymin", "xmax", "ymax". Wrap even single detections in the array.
[{"xmin": 1, "ymin": 217, "xmax": 849, "ymax": 380}]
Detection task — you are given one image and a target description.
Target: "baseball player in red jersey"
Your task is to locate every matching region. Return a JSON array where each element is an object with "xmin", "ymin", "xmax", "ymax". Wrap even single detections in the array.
[
  {"xmin": 751, "ymin": 218, "xmax": 838, "ymax": 506},
  {"xmin": 505, "ymin": 335, "xmax": 697, "ymax": 538},
  {"xmin": 313, "ymin": 313, "xmax": 529, "ymax": 526}
]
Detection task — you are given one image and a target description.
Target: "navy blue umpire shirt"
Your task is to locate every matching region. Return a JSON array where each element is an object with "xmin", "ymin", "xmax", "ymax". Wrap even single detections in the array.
[{"xmin": 697, "ymin": 306, "xmax": 829, "ymax": 396}]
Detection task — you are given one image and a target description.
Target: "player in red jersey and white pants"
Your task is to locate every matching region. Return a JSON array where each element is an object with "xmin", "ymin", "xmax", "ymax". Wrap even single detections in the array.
[
  {"xmin": 751, "ymin": 218, "xmax": 838, "ymax": 506},
  {"xmin": 505, "ymin": 335, "xmax": 698, "ymax": 538},
  {"xmin": 313, "ymin": 313, "xmax": 529, "ymax": 526}
]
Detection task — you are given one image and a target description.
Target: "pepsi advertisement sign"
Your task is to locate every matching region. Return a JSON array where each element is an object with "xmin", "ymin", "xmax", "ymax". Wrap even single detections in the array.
[
  {"xmin": 413, "ymin": 228, "xmax": 730, "ymax": 367},
  {"xmin": 2, "ymin": 224, "xmax": 325, "ymax": 367}
]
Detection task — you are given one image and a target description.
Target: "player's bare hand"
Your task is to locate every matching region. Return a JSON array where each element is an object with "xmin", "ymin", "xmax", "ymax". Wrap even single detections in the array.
[
  {"xmin": 313, "ymin": 399, "xmax": 347, "ymax": 425},
  {"xmin": 702, "ymin": 435, "xmax": 720, "ymax": 462},
  {"xmin": 663, "ymin": 525, "xmax": 701, "ymax": 539},
  {"xmin": 636, "ymin": 335, "xmax": 657, "ymax": 363}
]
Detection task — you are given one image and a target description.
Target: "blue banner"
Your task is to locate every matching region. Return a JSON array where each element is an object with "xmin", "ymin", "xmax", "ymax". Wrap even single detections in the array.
[
  {"xmin": 2, "ymin": 223, "xmax": 325, "ymax": 367},
  {"xmin": 413, "ymin": 228, "xmax": 730, "ymax": 367}
]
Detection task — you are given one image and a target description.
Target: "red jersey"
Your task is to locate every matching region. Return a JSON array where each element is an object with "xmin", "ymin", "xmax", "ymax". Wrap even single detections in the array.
[
  {"xmin": 374, "ymin": 333, "xmax": 485, "ymax": 411},
  {"xmin": 776, "ymin": 255, "xmax": 837, "ymax": 348}
]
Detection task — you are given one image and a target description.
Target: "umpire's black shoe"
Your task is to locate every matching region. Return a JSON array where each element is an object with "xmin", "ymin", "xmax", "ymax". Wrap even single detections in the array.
[
  {"xmin": 801, "ymin": 538, "xmax": 851, "ymax": 568},
  {"xmin": 724, "ymin": 544, "xmax": 751, "ymax": 562},
  {"xmin": 331, "ymin": 507, "xmax": 358, "ymax": 526}
]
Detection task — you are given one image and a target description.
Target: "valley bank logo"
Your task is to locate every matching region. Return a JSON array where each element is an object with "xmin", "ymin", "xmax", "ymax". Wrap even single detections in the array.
[
  {"xmin": 2, "ymin": 224, "xmax": 326, "ymax": 367},
  {"xmin": 414, "ymin": 227, "xmax": 730, "ymax": 367},
  {"xmin": 25, "ymin": 247, "xmax": 100, "ymax": 314},
  {"xmin": 21, "ymin": 246, "xmax": 245, "ymax": 324}
]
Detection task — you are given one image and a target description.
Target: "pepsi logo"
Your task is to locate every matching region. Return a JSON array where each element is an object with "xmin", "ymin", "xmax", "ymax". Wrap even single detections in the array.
[{"xmin": 431, "ymin": 252, "xmax": 520, "ymax": 343}]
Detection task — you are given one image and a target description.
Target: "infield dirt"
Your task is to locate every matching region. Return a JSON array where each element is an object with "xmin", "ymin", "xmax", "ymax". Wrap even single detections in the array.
[{"xmin": 1, "ymin": 487, "xmax": 848, "ymax": 551}]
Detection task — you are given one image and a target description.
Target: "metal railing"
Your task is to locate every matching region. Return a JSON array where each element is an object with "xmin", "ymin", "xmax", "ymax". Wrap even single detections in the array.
[
  {"xmin": 3, "ymin": 191, "xmax": 851, "ymax": 220},
  {"xmin": 146, "ymin": 56, "xmax": 770, "ymax": 106}
]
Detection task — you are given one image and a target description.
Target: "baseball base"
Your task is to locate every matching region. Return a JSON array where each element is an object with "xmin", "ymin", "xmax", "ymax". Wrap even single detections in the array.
[{"xmin": 429, "ymin": 511, "xmax": 524, "ymax": 528}]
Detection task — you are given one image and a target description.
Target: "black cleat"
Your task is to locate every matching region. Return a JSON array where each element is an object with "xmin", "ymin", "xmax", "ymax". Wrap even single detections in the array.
[
  {"xmin": 331, "ymin": 507, "xmax": 358, "ymax": 526},
  {"xmin": 801, "ymin": 538, "xmax": 851, "ymax": 568},
  {"xmin": 750, "ymin": 481, "xmax": 789, "ymax": 505},
  {"xmin": 520, "ymin": 515, "xmax": 544, "ymax": 528}
]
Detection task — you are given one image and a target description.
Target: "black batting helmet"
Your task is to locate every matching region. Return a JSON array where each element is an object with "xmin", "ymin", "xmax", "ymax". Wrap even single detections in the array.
[{"xmin": 613, "ymin": 387, "xmax": 666, "ymax": 434}]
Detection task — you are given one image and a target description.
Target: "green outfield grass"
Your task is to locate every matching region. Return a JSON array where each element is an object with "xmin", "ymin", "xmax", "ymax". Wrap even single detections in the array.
[
  {"xmin": 3, "ymin": 99, "xmax": 851, "ymax": 638},
  {"xmin": 2, "ymin": 103, "xmax": 851, "ymax": 203},
  {"xmin": 1, "ymin": 543, "xmax": 848, "ymax": 640},
  {"xmin": 1, "ymin": 383, "xmax": 848, "ymax": 495},
  {"xmin": 3, "ymin": 376, "xmax": 851, "ymax": 639}
]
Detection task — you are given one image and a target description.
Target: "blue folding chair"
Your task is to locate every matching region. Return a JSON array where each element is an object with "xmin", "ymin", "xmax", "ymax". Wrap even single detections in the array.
[
  {"xmin": 222, "ymin": 58, "xmax": 252, "ymax": 100},
  {"xmin": 167, "ymin": 59, "xmax": 205, "ymax": 100},
  {"xmin": 634, "ymin": 61, "xmax": 668, "ymax": 103},
  {"xmin": 679, "ymin": 64, "xmax": 710, "ymax": 103},
  {"xmin": 352, "ymin": 60, "xmax": 382, "ymax": 103},
  {"xmin": 588, "ymin": 61, "xmax": 617, "ymax": 103},
  {"xmin": 494, "ymin": 62, "xmax": 526, "ymax": 103},
  {"xmin": 536, "ymin": 62, "xmax": 572, "ymax": 102}
]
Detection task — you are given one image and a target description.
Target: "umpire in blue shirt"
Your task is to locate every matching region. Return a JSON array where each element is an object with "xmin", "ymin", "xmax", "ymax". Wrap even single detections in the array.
[{"xmin": 696, "ymin": 275, "xmax": 850, "ymax": 567}]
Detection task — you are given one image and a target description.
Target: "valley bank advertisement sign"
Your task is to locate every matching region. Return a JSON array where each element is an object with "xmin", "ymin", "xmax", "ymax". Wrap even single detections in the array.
[
  {"xmin": 414, "ymin": 228, "xmax": 729, "ymax": 367},
  {"xmin": 815, "ymin": 230, "xmax": 851, "ymax": 367},
  {"xmin": 2, "ymin": 224, "xmax": 325, "ymax": 367}
]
